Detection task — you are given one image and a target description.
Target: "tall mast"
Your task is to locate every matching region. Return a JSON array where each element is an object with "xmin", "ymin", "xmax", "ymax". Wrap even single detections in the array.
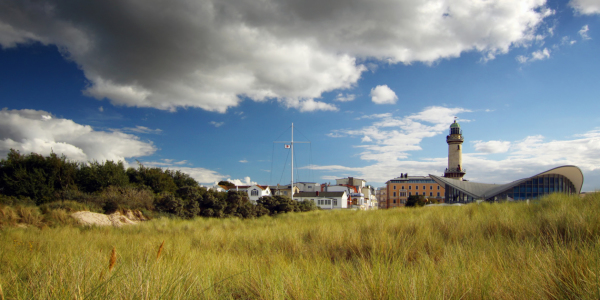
[
  {"xmin": 291, "ymin": 123, "xmax": 294, "ymax": 198},
  {"xmin": 273, "ymin": 123, "xmax": 309, "ymax": 199}
]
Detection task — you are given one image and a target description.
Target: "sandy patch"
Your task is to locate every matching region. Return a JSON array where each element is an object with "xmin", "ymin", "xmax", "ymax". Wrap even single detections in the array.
[{"xmin": 71, "ymin": 210, "xmax": 147, "ymax": 227}]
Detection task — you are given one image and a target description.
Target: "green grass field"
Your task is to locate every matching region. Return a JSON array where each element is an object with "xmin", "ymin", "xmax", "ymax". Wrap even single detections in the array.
[{"xmin": 2, "ymin": 193, "xmax": 600, "ymax": 299}]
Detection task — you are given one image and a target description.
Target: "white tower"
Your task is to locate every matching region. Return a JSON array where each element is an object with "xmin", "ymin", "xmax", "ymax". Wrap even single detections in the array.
[{"xmin": 444, "ymin": 120, "xmax": 466, "ymax": 180}]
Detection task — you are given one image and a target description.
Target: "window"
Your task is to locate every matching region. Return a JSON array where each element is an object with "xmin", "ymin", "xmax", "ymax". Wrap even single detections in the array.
[
  {"xmin": 308, "ymin": 186, "xmax": 312, "ymax": 189},
  {"xmin": 416, "ymin": 186, "xmax": 419, "ymax": 190},
  {"xmin": 333, "ymin": 200, "xmax": 338, "ymax": 206},
  {"xmin": 409, "ymin": 192, "xmax": 412, "ymax": 196},
  {"xmin": 409, "ymin": 186, "xmax": 412, "ymax": 190},
  {"xmin": 393, "ymin": 192, "xmax": 396, "ymax": 197},
  {"xmin": 422, "ymin": 192, "xmax": 426, "ymax": 196},
  {"xmin": 437, "ymin": 186, "xmax": 440, "ymax": 190},
  {"xmin": 430, "ymin": 186, "xmax": 433, "ymax": 190},
  {"xmin": 284, "ymin": 191, "xmax": 288, "ymax": 195},
  {"xmin": 429, "ymin": 192, "xmax": 433, "ymax": 196},
  {"xmin": 437, "ymin": 192, "xmax": 440, "ymax": 197},
  {"xmin": 423, "ymin": 186, "xmax": 426, "ymax": 190},
  {"xmin": 251, "ymin": 189, "xmax": 259, "ymax": 196},
  {"xmin": 458, "ymin": 145, "xmax": 460, "ymax": 150},
  {"xmin": 393, "ymin": 199, "xmax": 396, "ymax": 203},
  {"xmin": 394, "ymin": 186, "xmax": 396, "ymax": 190},
  {"xmin": 402, "ymin": 186, "xmax": 405, "ymax": 189}
]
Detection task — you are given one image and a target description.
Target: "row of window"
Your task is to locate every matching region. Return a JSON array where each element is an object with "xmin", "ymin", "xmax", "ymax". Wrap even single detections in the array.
[
  {"xmin": 389, "ymin": 180, "xmax": 436, "ymax": 183},
  {"xmin": 315, "ymin": 199, "xmax": 338, "ymax": 206},
  {"xmin": 392, "ymin": 192, "xmax": 441, "ymax": 197},
  {"xmin": 393, "ymin": 185, "xmax": 441, "ymax": 190}
]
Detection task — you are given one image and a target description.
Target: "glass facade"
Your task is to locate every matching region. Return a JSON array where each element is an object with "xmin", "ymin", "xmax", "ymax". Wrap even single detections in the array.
[
  {"xmin": 489, "ymin": 174, "xmax": 576, "ymax": 201},
  {"xmin": 444, "ymin": 187, "xmax": 477, "ymax": 203},
  {"xmin": 444, "ymin": 174, "xmax": 576, "ymax": 203}
]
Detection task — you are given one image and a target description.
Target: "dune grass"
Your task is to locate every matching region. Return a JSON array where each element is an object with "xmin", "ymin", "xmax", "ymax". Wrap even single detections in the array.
[{"xmin": 1, "ymin": 193, "xmax": 600, "ymax": 299}]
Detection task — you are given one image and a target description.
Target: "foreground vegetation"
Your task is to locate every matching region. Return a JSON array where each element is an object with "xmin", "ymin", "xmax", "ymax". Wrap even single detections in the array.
[
  {"xmin": 0, "ymin": 150, "xmax": 317, "ymax": 223},
  {"xmin": 2, "ymin": 193, "xmax": 600, "ymax": 299}
]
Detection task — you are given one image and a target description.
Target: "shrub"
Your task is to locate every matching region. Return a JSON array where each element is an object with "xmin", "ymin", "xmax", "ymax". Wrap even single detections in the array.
[{"xmin": 39, "ymin": 200, "xmax": 99, "ymax": 214}]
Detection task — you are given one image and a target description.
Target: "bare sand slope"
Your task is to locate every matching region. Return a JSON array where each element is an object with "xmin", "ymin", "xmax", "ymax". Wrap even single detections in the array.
[{"xmin": 71, "ymin": 210, "xmax": 147, "ymax": 227}]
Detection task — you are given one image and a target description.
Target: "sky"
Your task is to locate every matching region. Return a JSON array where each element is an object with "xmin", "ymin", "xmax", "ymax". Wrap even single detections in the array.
[{"xmin": 1, "ymin": 0, "xmax": 600, "ymax": 191}]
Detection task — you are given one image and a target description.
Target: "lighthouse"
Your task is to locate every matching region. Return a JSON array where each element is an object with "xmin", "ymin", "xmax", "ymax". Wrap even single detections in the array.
[{"xmin": 444, "ymin": 120, "xmax": 466, "ymax": 180}]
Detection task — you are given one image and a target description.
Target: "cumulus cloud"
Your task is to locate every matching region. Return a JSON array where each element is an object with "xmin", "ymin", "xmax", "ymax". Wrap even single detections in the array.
[
  {"xmin": 0, "ymin": 0, "xmax": 553, "ymax": 112},
  {"xmin": 370, "ymin": 85, "xmax": 398, "ymax": 104},
  {"xmin": 223, "ymin": 176, "xmax": 257, "ymax": 186},
  {"xmin": 327, "ymin": 106, "xmax": 471, "ymax": 162},
  {"xmin": 516, "ymin": 48, "xmax": 551, "ymax": 64},
  {"xmin": 473, "ymin": 140, "xmax": 511, "ymax": 153},
  {"xmin": 570, "ymin": 0, "xmax": 600, "ymax": 14},
  {"xmin": 579, "ymin": 25, "xmax": 591, "ymax": 40},
  {"xmin": 141, "ymin": 160, "xmax": 227, "ymax": 184},
  {"xmin": 0, "ymin": 108, "xmax": 155, "ymax": 162},
  {"xmin": 335, "ymin": 93, "xmax": 356, "ymax": 102},
  {"xmin": 210, "ymin": 121, "xmax": 224, "ymax": 128}
]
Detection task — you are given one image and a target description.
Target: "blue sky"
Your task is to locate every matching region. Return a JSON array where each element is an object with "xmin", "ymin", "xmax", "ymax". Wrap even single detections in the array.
[{"xmin": 1, "ymin": 0, "xmax": 600, "ymax": 191}]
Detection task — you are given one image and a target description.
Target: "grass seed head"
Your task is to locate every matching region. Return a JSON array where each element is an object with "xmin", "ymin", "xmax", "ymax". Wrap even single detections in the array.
[
  {"xmin": 109, "ymin": 246, "xmax": 116, "ymax": 272},
  {"xmin": 157, "ymin": 240, "xmax": 165, "ymax": 260}
]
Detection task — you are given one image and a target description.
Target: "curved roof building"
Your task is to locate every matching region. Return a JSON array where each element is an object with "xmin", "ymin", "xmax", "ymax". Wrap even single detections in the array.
[{"xmin": 430, "ymin": 165, "xmax": 583, "ymax": 203}]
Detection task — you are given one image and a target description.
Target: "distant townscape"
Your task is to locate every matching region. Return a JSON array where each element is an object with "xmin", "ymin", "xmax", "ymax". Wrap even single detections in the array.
[{"xmin": 207, "ymin": 120, "xmax": 584, "ymax": 210}]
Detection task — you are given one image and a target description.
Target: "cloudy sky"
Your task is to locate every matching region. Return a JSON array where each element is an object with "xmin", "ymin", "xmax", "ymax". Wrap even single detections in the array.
[{"xmin": 1, "ymin": 0, "xmax": 599, "ymax": 190}]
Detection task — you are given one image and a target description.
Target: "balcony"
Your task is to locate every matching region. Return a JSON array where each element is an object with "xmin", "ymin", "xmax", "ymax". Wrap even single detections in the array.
[
  {"xmin": 446, "ymin": 135, "xmax": 464, "ymax": 142},
  {"xmin": 445, "ymin": 167, "xmax": 466, "ymax": 174}
]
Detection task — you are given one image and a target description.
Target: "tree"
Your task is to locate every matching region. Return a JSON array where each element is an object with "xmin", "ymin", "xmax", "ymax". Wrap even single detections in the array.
[
  {"xmin": 257, "ymin": 195, "xmax": 298, "ymax": 215},
  {"xmin": 405, "ymin": 194, "xmax": 427, "ymax": 207},
  {"xmin": 218, "ymin": 181, "xmax": 235, "ymax": 187}
]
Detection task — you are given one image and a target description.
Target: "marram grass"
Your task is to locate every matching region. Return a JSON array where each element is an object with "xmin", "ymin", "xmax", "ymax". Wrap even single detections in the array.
[{"xmin": 1, "ymin": 193, "xmax": 600, "ymax": 299}]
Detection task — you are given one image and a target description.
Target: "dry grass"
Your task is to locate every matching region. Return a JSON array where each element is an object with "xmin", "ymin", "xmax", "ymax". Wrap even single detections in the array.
[{"xmin": 1, "ymin": 193, "xmax": 600, "ymax": 299}]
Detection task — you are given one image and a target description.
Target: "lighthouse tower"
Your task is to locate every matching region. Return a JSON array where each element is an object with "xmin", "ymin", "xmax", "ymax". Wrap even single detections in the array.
[{"xmin": 444, "ymin": 120, "xmax": 466, "ymax": 180}]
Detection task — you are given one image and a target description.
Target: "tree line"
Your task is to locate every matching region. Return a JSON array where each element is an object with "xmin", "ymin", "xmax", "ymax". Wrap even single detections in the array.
[{"xmin": 0, "ymin": 149, "xmax": 316, "ymax": 219}]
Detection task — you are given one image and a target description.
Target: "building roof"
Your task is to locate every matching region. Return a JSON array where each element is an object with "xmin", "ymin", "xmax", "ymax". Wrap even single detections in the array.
[
  {"xmin": 429, "ymin": 165, "xmax": 584, "ymax": 199},
  {"xmin": 450, "ymin": 120, "xmax": 460, "ymax": 128},
  {"xmin": 294, "ymin": 192, "xmax": 346, "ymax": 198}
]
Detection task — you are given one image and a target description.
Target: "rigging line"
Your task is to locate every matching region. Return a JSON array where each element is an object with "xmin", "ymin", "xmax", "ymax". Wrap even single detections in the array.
[
  {"xmin": 278, "ymin": 146, "xmax": 291, "ymax": 185},
  {"xmin": 294, "ymin": 127, "xmax": 311, "ymax": 143},
  {"xmin": 273, "ymin": 125, "xmax": 292, "ymax": 142}
]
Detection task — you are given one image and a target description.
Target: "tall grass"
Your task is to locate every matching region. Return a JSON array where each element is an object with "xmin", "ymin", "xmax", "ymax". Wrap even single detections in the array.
[{"xmin": 1, "ymin": 193, "xmax": 600, "ymax": 299}]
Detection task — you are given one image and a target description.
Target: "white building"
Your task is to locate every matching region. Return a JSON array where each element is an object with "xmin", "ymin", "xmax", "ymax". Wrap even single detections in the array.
[
  {"xmin": 295, "ymin": 182, "xmax": 320, "ymax": 192},
  {"xmin": 293, "ymin": 191, "xmax": 348, "ymax": 209},
  {"xmin": 225, "ymin": 185, "xmax": 272, "ymax": 203}
]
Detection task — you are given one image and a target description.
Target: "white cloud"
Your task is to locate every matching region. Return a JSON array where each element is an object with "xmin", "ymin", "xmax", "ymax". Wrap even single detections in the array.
[
  {"xmin": 98, "ymin": 106, "xmax": 104, "ymax": 112},
  {"xmin": 142, "ymin": 160, "xmax": 226, "ymax": 184},
  {"xmin": 335, "ymin": 93, "xmax": 356, "ymax": 102},
  {"xmin": 517, "ymin": 48, "xmax": 551, "ymax": 64},
  {"xmin": 473, "ymin": 140, "xmax": 511, "ymax": 153},
  {"xmin": 210, "ymin": 121, "xmax": 224, "ymax": 128},
  {"xmin": 370, "ymin": 85, "xmax": 398, "ymax": 105},
  {"xmin": 0, "ymin": 0, "xmax": 553, "ymax": 112},
  {"xmin": 327, "ymin": 106, "xmax": 470, "ymax": 162},
  {"xmin": 223, "ymin": 177, "xmax": 257, "ymax": 186},
  {"xmin": 116, "ymin": 126, "xmax": 162, "ymax": 134},
  {"xmin": 239, "ymin": 159, "xmax": 248, "ymax": 163},
  {"xmin": 579, "ymin": 25, "xmax": 591, "ymax": 40},
  {"xmin": 286, "ymin": 98, "xmax": 338, "ymax": 112},
  {"xmin": 570, "ymin": 0, "xmax": 600, "ymax": 14},
  {"xmin": 315, "ymin": 108, "xmax": 600, "ymax": 191},
  {"xmin": 0, "ymin": 108, "xmax": 155, "ymax": 162}
]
